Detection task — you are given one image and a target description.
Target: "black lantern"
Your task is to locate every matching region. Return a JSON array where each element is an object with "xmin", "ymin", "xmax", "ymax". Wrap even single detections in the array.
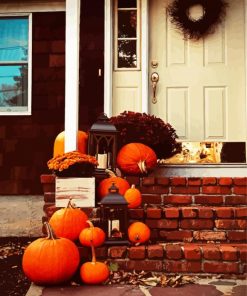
[
  {"xmin": 100, "ymin": 183, "xmax": 129, "ymax": 245},
  {"xmin": 88, "ymin": 113, "xmax": 118, "ymax": 174}
]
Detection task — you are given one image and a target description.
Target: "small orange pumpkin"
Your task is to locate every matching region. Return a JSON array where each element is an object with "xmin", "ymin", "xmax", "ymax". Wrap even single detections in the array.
[
  {"xmin": 53, "ymin": 130, "xmax": 88, "ymax": 157},
  {"xmin": 124, "ymin": 184, "xmax": 142, "ymax": 208},
  {"xmin": 97, "ymin": 169, "xmax": 130, "ymax": 199},
  {"xmin": 79, "ymin": 220, "xmax": 105, "ymax": 247},
  {"xmin": 80, "ymin": 232, "xmax": 109, "ymax": 284},
  {"xmin": 49, "ymin": 199, "xmax": 88, "ymax": 241},
  {"xmin": 117, "ymin": 143, "xmax": 157, "ymax": 175},
  {"xmin": 128, "ymin": 221, "xmax": 151, "ymax": 244},
  {"xmin": 22, "ymin": 222, "xmax": 80, "ymax": 285}
]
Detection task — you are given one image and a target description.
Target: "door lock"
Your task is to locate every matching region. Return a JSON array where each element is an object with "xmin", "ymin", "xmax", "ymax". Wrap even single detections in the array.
[{"xmin": 150, "ymin": 72, "xmax": 159, "ymax": 104}]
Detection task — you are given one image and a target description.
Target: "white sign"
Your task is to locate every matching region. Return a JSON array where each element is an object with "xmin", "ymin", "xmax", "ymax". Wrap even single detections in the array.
[{"xmin": 55, "ymin": 177, "xmax": 95, "ymax": 208}]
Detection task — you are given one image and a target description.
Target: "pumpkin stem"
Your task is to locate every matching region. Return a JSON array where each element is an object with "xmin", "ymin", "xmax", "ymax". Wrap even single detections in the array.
[
  {"xmin": 137, "ymin": 161, "xmax": 147, "ymax": 174},
  {"xmin": 131, "ymin": 184, "xmax": 136, "ymax": 189},
  {"xmin": 87, "ymin": 220, "xmax": 96, "ymax": 263},
  {"xmin": 44, "ymin": 222, "xmax": 57, "ymax": 240},
  {"xmin": 105, "ymin": 169, "xmax": 117, "ymax": 178}
]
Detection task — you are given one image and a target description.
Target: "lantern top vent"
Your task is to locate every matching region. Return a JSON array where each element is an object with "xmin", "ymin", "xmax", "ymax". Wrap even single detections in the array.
[
  {"xmin": 100, "ymin": 183, "xmax": 128, "ymax": 205},
  {"xmin": 89, "ymin": 113, "xmax": 118, "ymax": 133}
]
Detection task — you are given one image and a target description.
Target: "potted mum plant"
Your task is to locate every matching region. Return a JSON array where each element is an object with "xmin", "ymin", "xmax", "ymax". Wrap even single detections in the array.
[{"xmin": 110, "ymin": 111, "xmax": 181, "ymax": 159}]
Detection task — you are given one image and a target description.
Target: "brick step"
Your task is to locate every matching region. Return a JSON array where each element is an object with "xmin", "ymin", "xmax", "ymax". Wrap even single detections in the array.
[{"xmin": 78, "ymin": 243, "xmax": 247, "ymax": 275}]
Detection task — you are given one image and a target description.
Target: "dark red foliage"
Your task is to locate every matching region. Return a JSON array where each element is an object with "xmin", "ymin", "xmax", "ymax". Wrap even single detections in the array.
[{"xmin": 110, "ymin": 111, "xmax": 182, "ymax": 159}]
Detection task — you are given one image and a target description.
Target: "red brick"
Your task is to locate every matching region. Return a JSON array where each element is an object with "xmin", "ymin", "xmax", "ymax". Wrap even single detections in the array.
[
  {"xmin": 160, "ymin": 230, "xmax": 193, "ymax": 241},
  {"xmin": 128, "ymin": 209, "xmax": 144, "ymax": 219},
  {"xmin": 181, "ymin": 208, "xmax": 197, "ymax": 218},
  {"xmin": 163, "ymin": 195, "xmax": 192, "ymax": 205},
  {"xmin": 49, "ymin": 54, "xmax": 65, "ymax": 67},
  {"xmin": 125, "ymin": 176, "xmax": 140, "ymax": 186},
  {"xmin": 40, "ymin": 174, "xmax": 55, "ymax": 184},
  {"xmin": 124, "ymin": 260, "xmax": 163, "ymax": 271},
  {"xmin": 150, "ymin": 229, "xmax": 159, "ymax": 240},
  {"xmin": 165, "ymin": 244, "xmax": 182, "ymax": 259},
  {"xmin": 195, "ymin": 195, "xmax": 223, "ymax": 205},
  {"xmin": 233, "ymin": 178, "xmax": 247, "ymax": 186},
  {"xmin": 171, "ymin": 177, "xmax": 186, "ymax": 186},
  {"xmin": 164, "ymin": 260, "xmax": 201, "ymax": 273},
  {"xmin": 235, "ymin": 208, "xmax": 247, "ymax": 218},
  {"xmin": 44, "ymin": 192, "xmax": 55, "ymax": 203},
  {"xmin": 188, "ymin": 178, "xmax": 201, "ymax": 186},
  {"xmin": 202, "ymin": 177, "xmax": 217, "ymax": 185},
  {"xmin": 202, "ymin": 245, "xmax": 221, "ymax": 260},
  {"xmin": 44, "ymin": 204, "xmax": 57, "ymax": 217},
  {"xmin": 180, "ymin": 219, "xmax": 214, "ymax": 230},
  {"xmin": 215, "ymin": 207, "xmax": 233, "ymax": 218},
  {"xmin": 51, "ymin": 40, "xmax": 65, "ymax": 53},
  {"xmin": 146, "ymin": 208, "xmax": 162, "ymax": 219},
  {"xmin": 198, "ymin": 208, "xmax": 214, "ymax": 218},
  {"xmin": 142, "ymin": 177, "xmax": 155, "ymax": 186},
  {"xmin": 225, "ymin": 196, "xmax": 247, "ymax": 205},
  {"xmin": 193, "ymin": 231, "xmax": 226, "ymax": 241},
  {"xmin": 108, "ymin": 246, "xmax": 127, "ymax": 258},
  {"xmin": 129, "ymin": 246, "xmax": 146, "ymax": 260},
  {"xmin": 164, "ymin": 208, "xmax": 179, "ymax": 218},
  {"xmin": 203, "ymin": 262, "xmax": 239, "ymax": 274},
  {"xmin": 171, "ymin": 186, "xmax": 200, "ymax": 194},
  {"xmin": 146, "ymin": 219, "xmax": 178, "ymax": 229},
  {"xmin": 233, "ymin": 186, "xmax": 247, "ymax": 195},
  {"xmin": 239, "ymin": 248, "xmax": 247, "ymax": 262},
  {"xmin": 33, "ymin": 41, "xmax": 50, "ymax": 53},
  {"xmin": 202, "ymin": 186, "xmax": 231, "ymax": 195},
  {"xmin": 156, "ymin": 177, "xmax": 169, "ymax": 186},
  {"xmin": 219, "ymin": 178, "xmax": 233, "ymax": 186},
  {"xmin": 95, "ymin": 247, "xmax": 107, "ymax": 258},
  {"xmin": 227, "ymin": 231, "xmax": 247, "ymax": 241},
  {"xmin": 140, "ymin": 186, "xmax": 169, "ymax": 195},
  {"xmin": 215, "ymin": 219, "xmax": 247, "ymax": 230},
  {"xmin": 147, "ymin": 245, "xmax": 164, "ymax": 259},
  {"xmin": 220, "ymin": 246, "xmax": 238, "ymax": 261},
  {"xmin": 183, "ymin": 245, "xmax": 201, "ymax": 260},
  {"xmin": 141, "ymin": 194, "xmax": 161, "ymax": 204}
]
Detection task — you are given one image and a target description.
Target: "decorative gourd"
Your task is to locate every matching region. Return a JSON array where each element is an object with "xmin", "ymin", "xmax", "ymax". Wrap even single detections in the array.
[
  {"xmin": 22, "ymin": 222, "xmax": 80, "ymax": 285},
  {"xmin": 80, "ymin": 233, "xmax": 109, "ymax": 284},
  {"xmin": 97, "ymin": 169, "xmax": 130, "ymax": 199},
  {"xmin": 128, "ymin": 221, "xmax": 151, "ymax": 244},
  {"xmin": 124, "ymin": 184, "xmax": 142, "ymax": 209},
  {"xmin": 79, "ymin": 220, "xmax": 105, "ymax": 247},
  {"xmin": 117, "ymin": 143, "xmax": 157, "ymax": 175},
  {"xmin": 53, "ymin": 130, "xmax": 88, "ymax": 157},
  {"xmin": 49, "ymin": 199, "xmax": 88, "ymax": 241}
]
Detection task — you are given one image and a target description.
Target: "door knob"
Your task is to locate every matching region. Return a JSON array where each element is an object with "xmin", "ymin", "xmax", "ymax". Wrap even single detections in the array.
[{"xmin": 150, "ymin": 72, "xmax": 159, "ymax": 104}]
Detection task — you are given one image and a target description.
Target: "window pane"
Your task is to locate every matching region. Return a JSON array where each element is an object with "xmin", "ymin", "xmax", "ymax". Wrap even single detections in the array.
[
  {"xmin": 118, "ymin": 11, "xmax": 137, "ymax": 38},
  {"xmin": 118, "ymin": 0, "xmax": 136, "ymax": 8},
  {"xmin": 0, "ymin": 65, "xmax": 28, "ymax": 108},
  {"xmin": 118, "ymin": 40, "xmax": 137, "ymax": 68},
  {"xmin": 0, "ymin": 17, "xmax": 28, "ymax": 62}
]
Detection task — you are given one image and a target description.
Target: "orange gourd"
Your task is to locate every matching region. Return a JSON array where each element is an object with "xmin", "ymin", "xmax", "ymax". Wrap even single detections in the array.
[
  {"xmin": 79, "ymin": 220, "xmax": 105, "ymax": 247},
  {"xmin": 80, "ymin": 231, "xmax": 109, "ymax": 284},
  {"xmin": 124, "ymin": 184, "xmax": 142, "ymax": 208},
  {"xmin": 49, "ymin": 199, "xmax": 88, "ymax": 241},
  {"xmin": 22, "ymin": 222, "xmax": 80, "ymax": 285},
  {"xmin": 128, "ymin": 221, "xmax": 151, "ymax": 244},
  {"xmin": 53, "ymin": 130, "xmax": 88, "ymax": 157},
  {"xmin": 97, "ymin": 169, "xmax": 130, "ymax": 200},
  {"xmin": 117, "ymin": 143, "xmax": 157, "ymax": 175}
]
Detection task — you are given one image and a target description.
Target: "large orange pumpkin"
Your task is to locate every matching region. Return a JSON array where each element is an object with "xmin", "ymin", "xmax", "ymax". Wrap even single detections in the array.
[
  {"xmin": 128, "ymin": 221, "xmax": 151, "ymax": 244},
  {"xmin": 124, "ymin": 184, "xmax": 142, "ymax": 208},
  {"xmin": 49, "ymin": 199, "xmax": 88, "ymax": 241},
  {"xmin": 117, "ymin": 143, "xmax": 157, "ymax": 175},
  {"xmin": 97, "ymin": 169, "xmax": 130, "ymax": 199},
  {"xmin": 80, "ymin": 232, "xmax": 109, "ymax": 284},
  {"xmin": 22, "ymin": 222, "xmax": 80, "ymax": 285},
  {"xmin": 53, "ymin": 130, "xmax": 88, "ymax": 157},
  {"xmin": 79, "ymin": 220, "xmax": 105, "ymax": 247}
]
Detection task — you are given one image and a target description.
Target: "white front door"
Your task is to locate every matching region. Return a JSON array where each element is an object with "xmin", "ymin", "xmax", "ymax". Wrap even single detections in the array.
[{"xmin": 149, "ymin": 0, "xmax": 246, "ymax": 142}]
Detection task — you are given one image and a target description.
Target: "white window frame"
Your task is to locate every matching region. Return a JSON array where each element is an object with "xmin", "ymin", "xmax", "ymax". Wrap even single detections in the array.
[
  {"xmin": 0, "ymin": 13, "xmax": 32, "ymax": 115},
  {"xmin": 114, "ymin": 0, "xmax": 141, "ymax": 71}
]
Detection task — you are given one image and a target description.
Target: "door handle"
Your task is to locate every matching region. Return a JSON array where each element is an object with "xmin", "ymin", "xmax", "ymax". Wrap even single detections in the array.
[{"xmin": 150, "ymin": 72, "xmax": 159, "ymax": 104}]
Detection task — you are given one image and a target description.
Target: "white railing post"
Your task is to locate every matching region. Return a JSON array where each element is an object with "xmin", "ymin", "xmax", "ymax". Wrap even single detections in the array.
[{"xmin": 64, "ymin": 0, "xmax": 81, "ymax": 152}]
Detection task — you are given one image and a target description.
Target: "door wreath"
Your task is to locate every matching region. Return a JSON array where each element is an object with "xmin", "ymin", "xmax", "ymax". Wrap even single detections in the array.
[{"xmin": 167, "ymin": 0, "xmax": 228, "ymax": 40}]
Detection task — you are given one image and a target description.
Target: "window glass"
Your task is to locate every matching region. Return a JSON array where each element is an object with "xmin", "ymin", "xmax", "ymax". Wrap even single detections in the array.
[
  {"xmin": 118, "ymin": 40, "xmax": 137, "ymax": 68},
  {"xmin": 118, "ymin": 10, "xmax": 137, "ymax": 38},
  {"xmin": 0, "ymin": 18, "xmax": 28, "ymax": 62},
  {"xmin": 118, "ymin": 0, "xmax": 136, "ymax": 8}
]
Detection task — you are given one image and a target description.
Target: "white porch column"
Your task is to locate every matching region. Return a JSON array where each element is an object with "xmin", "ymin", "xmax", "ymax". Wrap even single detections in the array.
[{"xmin": 64, "ymin": 0, "xmax": 81, "ymax": 152}]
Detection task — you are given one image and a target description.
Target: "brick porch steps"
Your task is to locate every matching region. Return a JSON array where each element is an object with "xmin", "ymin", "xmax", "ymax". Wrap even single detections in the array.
[{"xmin": 77, "ymin": 243, "xmax": 247, "ymax": 274}]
